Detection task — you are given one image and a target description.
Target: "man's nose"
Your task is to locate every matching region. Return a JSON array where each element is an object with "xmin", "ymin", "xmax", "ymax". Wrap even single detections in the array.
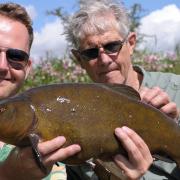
[
  {"xmin": 0, "ymin": 52, "xmax": 9, "ymax": 70},
  {"xmin": 98, "ymin": 47, "xmax": 112, "ymax": 66}
]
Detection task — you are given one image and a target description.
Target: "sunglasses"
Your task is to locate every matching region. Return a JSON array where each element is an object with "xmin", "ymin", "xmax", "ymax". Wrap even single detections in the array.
[
  {"xmin": 0, "ymin": 47, "xmax": 29, "ymax": 70},
  {"xmin": 79, "ymin": 39, "xmax": 126, "ymax": 61}
]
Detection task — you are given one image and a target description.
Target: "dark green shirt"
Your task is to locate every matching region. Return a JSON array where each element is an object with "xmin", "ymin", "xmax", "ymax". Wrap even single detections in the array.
[{"xmin": 136, "ymin": 66, "xmax": 180, "ymax": 109}]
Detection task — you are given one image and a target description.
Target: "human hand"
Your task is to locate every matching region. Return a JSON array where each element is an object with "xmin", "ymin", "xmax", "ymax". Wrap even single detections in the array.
[
  {"xmin": 0, "ymin": 136, "xmax": 81, "ymax": 180},
  {"xmin": 113, "ymin": 126, "xmax": 153, "ymax": 180},
  {"xmin": 139, "ymin": 86, "xmax": 179, "ymax": 122}
]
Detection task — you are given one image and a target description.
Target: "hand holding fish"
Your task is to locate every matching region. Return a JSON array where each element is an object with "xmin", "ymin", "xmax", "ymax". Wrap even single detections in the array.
[
  {"xmin": 139, "ymin": 86, "xmax": 179, "ymax": 122},
  {"xmin": 0, "ymin": 137, "xmax": 81, "ymax": 180},
  {"xmin": 112, "ymin": 86, "xmax": 179, "ymax": 179},
  {"xmin": 113, "ymin": 127, "xmax": 153, "ymax": 180},
  {"xmin": 0, "ymin": 83, "xmax": 180, "ymax": 179}
]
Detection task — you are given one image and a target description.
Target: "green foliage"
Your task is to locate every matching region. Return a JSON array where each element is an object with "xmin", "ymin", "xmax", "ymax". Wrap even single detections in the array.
[
  {"xmin": 22, "ymin": 58, "xmax": 91, "ymax": 91},
  {"xmin": 133, "ymin": 51, "xmax": 180, "ymax": 74},
  {"xmin": 21, "ymin": 51, "xmax": 180, "ymax": 91}
]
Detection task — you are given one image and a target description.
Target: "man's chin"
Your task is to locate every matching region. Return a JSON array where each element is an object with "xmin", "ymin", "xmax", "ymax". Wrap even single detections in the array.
[
  {"xmin": 98, "ymin": 72, "xmax": 124, "ymax": 84},
  {"xmin": 0, "ymin": 93, "xmax": 11, "ymax": 100},
  {"xmin": 0, "ymin": 80, "xmax": 8, "ymax": 86},
  {"xmin": 0, "ymin": 87, "xmax": 18, "ymax": 99}
]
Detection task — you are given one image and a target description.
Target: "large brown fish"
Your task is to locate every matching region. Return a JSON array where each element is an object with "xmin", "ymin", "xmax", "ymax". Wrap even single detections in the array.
[{"xmin": 0, "ymin": 83, "xmax": 180, "ymax": 178}]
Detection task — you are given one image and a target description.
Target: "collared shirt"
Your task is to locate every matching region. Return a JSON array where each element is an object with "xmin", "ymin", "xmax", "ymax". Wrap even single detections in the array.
[
  {"xmin": 0, "ymin": 144, "xmax": 67, "ymax": 180},
  {"xmin": 135, "ymin": 65, "xmax": 180, "ymax": 109}
]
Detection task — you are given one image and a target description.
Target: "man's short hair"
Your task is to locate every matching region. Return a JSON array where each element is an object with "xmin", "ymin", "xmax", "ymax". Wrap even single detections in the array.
[{"xmin": 0, "ymin": 2, "xmax": 34, "ymax": 49}]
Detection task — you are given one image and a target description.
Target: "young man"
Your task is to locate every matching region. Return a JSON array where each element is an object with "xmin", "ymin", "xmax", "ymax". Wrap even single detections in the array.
[
  {"xmin": 63, "ymin": 0, "xmax": 180, "ymax": 179},
  {"xmin": 0, "ymin": 3, "xmax": 81, "ymax": 179}
]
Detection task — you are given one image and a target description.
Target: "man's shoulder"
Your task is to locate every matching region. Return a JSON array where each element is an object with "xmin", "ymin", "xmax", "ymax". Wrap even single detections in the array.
[
  {"xmin": 135, "ymin": 66, "xmax": 180, "ymax": 107},
  {"xmin": 146, "ymin": 71, "xmax": 180, "ymax": 80},
  {"xmin": 135, "ymin": 65, "xmax": 180, "ymax": 88},
  {"xmin": 144, "ymin": 71, "xmax": 180, "ymax": 89},
  {"xmin": 134, "ymin": 65, "xmax": 180, "ymax": 82}
]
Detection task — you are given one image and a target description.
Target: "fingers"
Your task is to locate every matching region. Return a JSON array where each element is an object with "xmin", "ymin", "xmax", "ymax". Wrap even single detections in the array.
[
  {"xmin": 115, "ymin": 127, "xmax": 142, "ymax": 166},
  {"xmin": 114, "ymin": 127, "xmax": 153, "ymax": 179},
  {"xmin": 15, "ymin": 137, "xmax": 81, "ymax": 179},
  {"xmin": 139, "ymin": 86, "xmax": 169, "ymax": 106},
  {"xmin": 43, "ymin": 144, "xmax": 81, "ymax": 166},
  {"xmin": 38, "ymin": 136, "xmax": 81, "ymax": 166},
  {"xmin": 160, "ymin": 102, "xmax": 179, "ymax": 120},
  {"xmin": 139, "ymin": 86, "xmax": 179, "ymax": 121},
  {"xmin": 38, "ymin": 136, "xmax": 66, "ymax": 155},
  {"xmin": 115, "ymin": 127, "xmax": 152, "ymax": 165}
]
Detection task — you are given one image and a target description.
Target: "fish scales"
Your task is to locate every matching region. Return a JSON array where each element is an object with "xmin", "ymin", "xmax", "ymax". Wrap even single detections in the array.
[{"xmin": 0, "ymin": 83, "xmax": 180, "ymax": 167}]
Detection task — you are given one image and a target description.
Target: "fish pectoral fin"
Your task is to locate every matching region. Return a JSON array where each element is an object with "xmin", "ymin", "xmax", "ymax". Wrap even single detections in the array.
[
  {"xmin": 93, "ymin": 158, "xmax": 126, "ymax": 180},
  {"xmin": 93, "ymin": 158, "xmax": 111, "ymax": 180},
  {"xmin": 28, "ymin": 133, "xmax": 47, "ymax": 174}
]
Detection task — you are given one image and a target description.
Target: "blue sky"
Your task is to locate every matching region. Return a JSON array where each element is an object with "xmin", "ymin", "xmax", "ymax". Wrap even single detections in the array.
[
  {"xmin": 9, "ymin": 0, "xmax": 180, "ymax": 30},
  {"xmin": 6, "ymin": 1, "xmax": 180, "ymax": 61}
]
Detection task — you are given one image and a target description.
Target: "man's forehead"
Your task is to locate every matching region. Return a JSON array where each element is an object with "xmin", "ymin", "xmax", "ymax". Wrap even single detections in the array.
[
  {"xmin": 79, "ymin": 30, "xmax": 123, "ymax": 48},
  {"xmin": 0, "ymin": 15, "xmax": 30, "ymax": 52},
  {"xmin": 0, "ymin": 21, "xmax": 11, "ymax": 32}
]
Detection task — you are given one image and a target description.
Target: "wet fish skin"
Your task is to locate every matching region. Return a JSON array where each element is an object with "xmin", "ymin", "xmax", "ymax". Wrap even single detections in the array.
[{"xmin": 0, "ymin": 83, "xmax": 179, "ymax": 167}]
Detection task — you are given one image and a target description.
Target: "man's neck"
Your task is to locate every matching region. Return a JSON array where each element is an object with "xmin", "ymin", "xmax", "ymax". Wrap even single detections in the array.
[{"xmin": 126, "ymin": 70, "xmax": 143, "ymax": 91}]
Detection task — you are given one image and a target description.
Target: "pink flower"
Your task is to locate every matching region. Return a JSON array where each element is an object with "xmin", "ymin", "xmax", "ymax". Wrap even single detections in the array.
[{"xmin": 144, "ymin": 54, "xmax": 159, "ymax": 63}]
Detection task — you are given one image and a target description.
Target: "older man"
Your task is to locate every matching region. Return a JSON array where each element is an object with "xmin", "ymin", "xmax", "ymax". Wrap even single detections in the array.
[{"xmin": 63, "ymin": 0, "xmax": 180, "ymax": 179}]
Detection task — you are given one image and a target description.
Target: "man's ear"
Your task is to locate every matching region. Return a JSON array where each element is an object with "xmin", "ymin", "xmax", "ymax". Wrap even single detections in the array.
[
  {"xmin": 71, "ymin": 49, "xmax": 85, "ymax": 69},
  {"xmin": 25, "ymin": 59, "xmax": 32, "ymax": 80},
  {"xmin": 127, "ymin": 32, "xmax": 136, "ymax": 55}
]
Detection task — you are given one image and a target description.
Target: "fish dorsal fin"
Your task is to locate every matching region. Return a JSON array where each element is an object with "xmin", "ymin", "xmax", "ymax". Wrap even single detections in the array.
[{"xmin": 104, "ymin": 83, "xmax": 141, "ymax": 101}]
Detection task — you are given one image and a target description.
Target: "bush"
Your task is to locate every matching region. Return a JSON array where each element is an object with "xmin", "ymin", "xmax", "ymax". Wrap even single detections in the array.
[
  {"xmin": 133, "ymin": 51, "xmax": 180, "ymax": 73},
  {"xmin": 22, "ymin": 58, "xmax": 91, "ymax": 91},
  {"xmin": 22, "ymin": 51, "xmax": 180, "ymax": 91}
]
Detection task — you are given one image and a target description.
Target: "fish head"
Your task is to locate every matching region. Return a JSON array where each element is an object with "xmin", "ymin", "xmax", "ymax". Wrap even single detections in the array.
[{"xmin": 0, "ymin": 96, "xmax": 35, "ymax": 146}]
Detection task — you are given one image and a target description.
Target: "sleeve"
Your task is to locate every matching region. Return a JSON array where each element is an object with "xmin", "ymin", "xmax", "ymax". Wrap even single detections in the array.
[
  {"xmin": 141, "ymin": 160, "xmax": 180, "ymax": 180},
  {"xmin": 42, "ymin": 162, "xmax": 67, "ymax": 180},
  {"xmin": 0, "ymin": 144, "xmax": 14, "ymax": 162}
]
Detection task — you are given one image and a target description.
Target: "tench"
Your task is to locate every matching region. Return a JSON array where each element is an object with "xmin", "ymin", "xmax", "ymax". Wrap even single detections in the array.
[{"xmin": 0, "ymin": 83, "xmax": 179, "ymax": 178}]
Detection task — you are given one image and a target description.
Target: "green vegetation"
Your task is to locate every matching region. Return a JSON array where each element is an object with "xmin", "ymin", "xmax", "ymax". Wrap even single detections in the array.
[
  {"xmin": 22, "ymin": 51, "xmax": 180, "ymax": 91},
  {"xmin": 22, "ymin": 58, "xmax": 91, "ymax": 91},
  {"xmin": 133, "ymin": 51, "xmax": 180, "ymax": 73}
]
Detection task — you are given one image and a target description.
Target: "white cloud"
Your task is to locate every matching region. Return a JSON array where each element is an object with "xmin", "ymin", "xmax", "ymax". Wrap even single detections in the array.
[
  {"xmin": 138, "ymin": 4, "xmax": 180, "ymax": 52},
  {"xmin": 30, "ymin": 18, "xmax": 68, "ymax": 64},
  {"xmin": 25, "ymin": 5, "xmax": 37, "ymax": 20},
  {"xmin": 30, "ymin": 4, "xmax": 180, "ymax": 63}
]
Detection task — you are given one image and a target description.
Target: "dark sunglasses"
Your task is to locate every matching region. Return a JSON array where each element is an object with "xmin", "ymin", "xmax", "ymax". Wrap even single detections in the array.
[
  {"xmin": 1, "ymin": 48, "xmax": 29, "ymax": 70},
  {"xmin": 79, "ymin": 39, "xmax": 126, "ymax": 61}
]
